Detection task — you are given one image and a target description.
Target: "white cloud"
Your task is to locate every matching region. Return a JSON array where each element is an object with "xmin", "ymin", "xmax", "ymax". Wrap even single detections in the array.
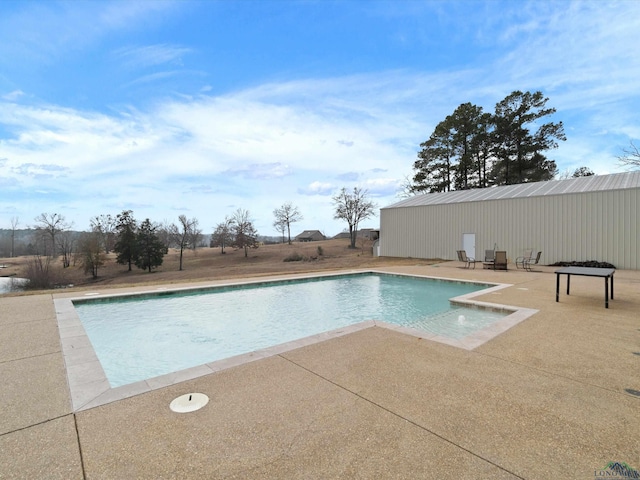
[
  {"xmin": 1, "ymin": 1, "xmax": 639, "ymax": 232},
  {"xmin": 2, "ymin": 90, "xmax": 25, "ymax": 101},
  {"xmin": 0, "ymin": 82, "xmax": 412, "ymax": 232},
  {"xmin": 362, "ymin": 178, "xmax": 402, "ymax": 197},
  {"xmin": 225, "ymin": 162, "xmax": 293, "ymax": 180},
  {"xmin": 0, "ymin": 2, "xmax": 179, "ymax": 64},
  {"xmin": 298, "ymin": 182, "xmax": 334, "ymax": 196},
  {"xmin": 11, "ymin": 162, "xmax": 69, "ymax": 179},
  {"xmin": 112, "ymin": 44, "xmax": 191, "ymax": 69}
]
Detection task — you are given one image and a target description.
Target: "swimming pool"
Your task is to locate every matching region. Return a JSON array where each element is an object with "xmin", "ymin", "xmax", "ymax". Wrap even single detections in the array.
[
  {"xmin": 56, "ymin": 271, "xmax": 537, "ymax": 410},
  {"xmin": 73, "ymin": 272, "xmax": 505, "ymax": 387}
]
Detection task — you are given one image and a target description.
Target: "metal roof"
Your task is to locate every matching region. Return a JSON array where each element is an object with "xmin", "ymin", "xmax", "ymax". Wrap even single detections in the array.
[
  {"xmin": 383, "ymin": 171, "xmax": 640, "ymax": 209},
  {"xmin": 295, "ymin": 230, "xmax": 324, "ymax": 237}
]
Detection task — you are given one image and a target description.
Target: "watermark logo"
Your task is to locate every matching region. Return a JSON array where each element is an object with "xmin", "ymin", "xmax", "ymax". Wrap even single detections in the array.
[{"xmin": 594, "ymin": 462, "xmax": 640, "ymax": 478}]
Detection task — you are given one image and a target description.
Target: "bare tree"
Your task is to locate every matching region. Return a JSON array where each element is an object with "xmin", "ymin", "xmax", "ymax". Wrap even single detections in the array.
[
  {"xmin": 556, "ymin": 166, "xmax": 595, "ymax": 180},
  {"xmin": 396, "ymin": 175, "xmax": 417, "ymax": 199},
  {"xmin": 90, "ymin": 214, "xmax": 117, "ymax": 254},
  {"xmin": 57, "ymin": 230, "xmax": 76, "ymax": 268},
  {"xmin": 156, "ymin": 219, "xmax": 173, "ymax": 250},
  {"xmin": 33, "ymin": 213, "xmax": 71, "ymax": 257},
  {"xmin": 273, "ymin": 217, "xmax": 287, "ymax": 243},
  {"xmin": 188, "ymin": 220, "xmax": 202, "ymax": 251},
  {"xmin": 618, "ymin": 141, "xmax": 640, "ymax": 170},
  {"xmin": 572, "ymin": 166, "xmax": 595, "ymax": 177},
  {"xmin": 22, "ymin": 255, "xmax": 55, "ymax": 290},
  {"xmin": 31, "ymin": 229, "xmax": 50, "ymax": 257},
  {"xmin": 231, "ymin": 208, "xmax": 259, "ymax": 257},
  {"xmin": 78, "ymin": 231, "xmax": 105, "ymax": 279},
  {"xmin": 211, "ymin": 216, "xmax": 234, "ymax": 254},
  {"xmin": 332, "ymin": 187, "xmax": 377, "ymax": 249},
  {"xmin": 273, "ymin": 202, "xmax": 303, "ymax": 244},
  {"xmin": 169, "ymin": 215, "xmax": 200, "ymax": 270},
  {"xmin": 10, "ymin": 216, "xmax": 19, "ymax": 258}
]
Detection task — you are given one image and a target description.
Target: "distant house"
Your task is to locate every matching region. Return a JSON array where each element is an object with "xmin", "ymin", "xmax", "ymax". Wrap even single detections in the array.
[
  {"xmin": 357, "ymin": 228, "xmax": 380, "ymax": 241},
  {"xmin": 332, "ymin": 231, "xmax": 351, "ymax": 240},
  {"xmin": 294, "ymin": 230, "xmax": 326, "ymax": 242},
  {"xmin": 332, "ymin": 229, "xmax": 379, "ymax": 240}
]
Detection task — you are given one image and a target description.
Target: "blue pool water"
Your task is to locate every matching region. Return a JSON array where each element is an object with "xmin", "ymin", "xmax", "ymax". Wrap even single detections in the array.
[{"xmin": 74, "ymin": 273, "xmax": 505, "ymax": 387}]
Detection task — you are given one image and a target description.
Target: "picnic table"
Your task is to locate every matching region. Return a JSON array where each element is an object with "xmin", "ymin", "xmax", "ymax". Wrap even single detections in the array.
[{"xmin": 554, "ymin": 266, "xmax": 615, "ymax": 308}]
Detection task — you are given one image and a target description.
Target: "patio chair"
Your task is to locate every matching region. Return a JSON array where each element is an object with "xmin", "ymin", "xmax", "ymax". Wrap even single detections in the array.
[
  {"xmin": 482, "ymin": 249, "xmax": 495, "ymax": 269},
  {"xmin": 523, "ymin": 251, "xmax": 542, "ymax": 271},
  {"xmin": 515, "ymin": 249, "xmax": 533, "ymax": 269},
  {"xmin": 493, "ymin": 250, "xmax": 508, "ymax": 270},
  {"xmin": 457, "ymin": 250, "xmax": 476, "ymax": 269}
]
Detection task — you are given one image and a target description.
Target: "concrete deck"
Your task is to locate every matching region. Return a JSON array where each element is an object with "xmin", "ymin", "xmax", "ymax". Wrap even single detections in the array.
[{"xmin": 1, "ymin": 263, "xmax": 638, "ymax": 479}]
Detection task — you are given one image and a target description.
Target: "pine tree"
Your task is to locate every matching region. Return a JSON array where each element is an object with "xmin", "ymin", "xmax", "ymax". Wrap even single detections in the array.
[
  {"xmin": 114, "ymin": 210, "xmax": 137, "ymax": 271},
  {"xmin": 134, "ymin": 219, "xmax": 168, "ymax": 273},
  {"xmin": 492, "ymin": 90, "xmax": 565, "ymax": 185},
  {"xmin": 411, "ymin": 91, "xmax": 566, "ymax": 193}
]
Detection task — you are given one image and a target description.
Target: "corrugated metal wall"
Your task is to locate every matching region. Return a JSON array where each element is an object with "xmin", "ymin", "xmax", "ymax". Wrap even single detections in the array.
[{"xmin": 379, "ymin": 188, "xmax": 639, "ymax": 270}]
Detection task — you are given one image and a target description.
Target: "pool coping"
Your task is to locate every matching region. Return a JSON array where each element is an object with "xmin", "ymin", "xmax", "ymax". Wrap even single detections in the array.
[{"xmin": 53, "ymin": 270, "xmax": 537, "ymax": 412}]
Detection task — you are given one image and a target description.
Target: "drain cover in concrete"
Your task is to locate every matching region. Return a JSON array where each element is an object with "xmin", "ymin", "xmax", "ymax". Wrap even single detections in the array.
[{"xmin": 170, "ymin": 393, "xmax": 209, "ymax": 413}]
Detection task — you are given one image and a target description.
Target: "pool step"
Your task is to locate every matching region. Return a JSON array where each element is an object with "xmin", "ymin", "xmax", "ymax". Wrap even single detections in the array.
[{"xmin": 407, "ymin": 308, "xmax": 464, "ymax": 331}]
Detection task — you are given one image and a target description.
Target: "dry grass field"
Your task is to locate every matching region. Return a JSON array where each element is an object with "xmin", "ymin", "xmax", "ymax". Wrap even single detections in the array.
[{"xmin": 0, "ymin": 238, "xmax": 435, "ymax": 293}]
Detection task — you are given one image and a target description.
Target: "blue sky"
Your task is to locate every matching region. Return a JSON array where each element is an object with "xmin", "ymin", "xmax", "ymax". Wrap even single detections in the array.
[{"xmin": 1, "ymin": 1, "xmax": 639, "ymax": 235}]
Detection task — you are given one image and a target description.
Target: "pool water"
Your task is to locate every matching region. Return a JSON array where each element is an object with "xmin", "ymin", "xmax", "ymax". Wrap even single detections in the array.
[
  {"xmin": 74, "ymin": 273, "xmax": 505, "ymax": 387},
  {"xmin": 0, "ymin": 277, "xmax": 27, "ymax": 294}
]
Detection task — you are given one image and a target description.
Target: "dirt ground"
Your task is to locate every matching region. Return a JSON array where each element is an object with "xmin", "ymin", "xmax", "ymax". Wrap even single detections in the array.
[{"xmin": 0, "ymin": 239, "xmax": 436, "ymax": 294}]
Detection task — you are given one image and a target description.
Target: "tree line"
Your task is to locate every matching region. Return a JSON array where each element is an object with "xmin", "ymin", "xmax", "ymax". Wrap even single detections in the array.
[
  {"xmin": 4, "ymin": 188, "xmax": 377, "ymax": 284},
  {"xmin": 408, "ymin": 90, "xmax": 640, "ymax": 196},
  {"xmin": 410, "ymin": 90, "xmax": 568, "ymax": 194}
]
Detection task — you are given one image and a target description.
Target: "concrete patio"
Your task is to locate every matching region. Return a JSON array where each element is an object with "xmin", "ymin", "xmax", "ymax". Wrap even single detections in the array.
[{"xmin": 1, "ymin": 263, "xmax": 638, "ymax": 479}]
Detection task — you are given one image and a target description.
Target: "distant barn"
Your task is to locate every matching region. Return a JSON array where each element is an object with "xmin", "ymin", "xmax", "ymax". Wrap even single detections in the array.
[
  {"xmin": 379, "ymin": 171, "xmax": 640, "ymax": 270},
  {"xmin": 294, "ymin": 230, "xmax": 326, "ymax": 242}
]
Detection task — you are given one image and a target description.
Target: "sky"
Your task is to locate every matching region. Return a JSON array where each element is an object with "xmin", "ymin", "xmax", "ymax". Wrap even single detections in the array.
[{"xmin": 1, "ymin": 0, "xmax": 639, "ymax": 236}]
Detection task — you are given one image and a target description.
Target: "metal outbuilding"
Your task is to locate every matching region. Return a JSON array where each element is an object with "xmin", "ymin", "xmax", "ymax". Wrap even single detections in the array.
[{"xmin": 379, "ymin": 171, "xmax": 640, "ymax": 270}]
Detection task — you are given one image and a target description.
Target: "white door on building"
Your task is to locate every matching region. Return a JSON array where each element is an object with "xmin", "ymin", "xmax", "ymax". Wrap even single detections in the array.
[{"xmin": 462, "ymin": 233, "xmax": 476, "ymax": 260}]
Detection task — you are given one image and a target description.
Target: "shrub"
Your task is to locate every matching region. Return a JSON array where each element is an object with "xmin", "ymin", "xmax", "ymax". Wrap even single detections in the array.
[
  {"xmin": 550, "ymin": 260, "xmax": 616, "ymax": 269},
  {"xmin": 317, "ymin": 246, "xmax": 324, "ymax": 256},
  {"xmin": 22, "ymin": 255, "xmax": 56, "ymax": 290},
  {"xmin": 283, "ymin": 252, "xmax": 305, "ymax": 262}
]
